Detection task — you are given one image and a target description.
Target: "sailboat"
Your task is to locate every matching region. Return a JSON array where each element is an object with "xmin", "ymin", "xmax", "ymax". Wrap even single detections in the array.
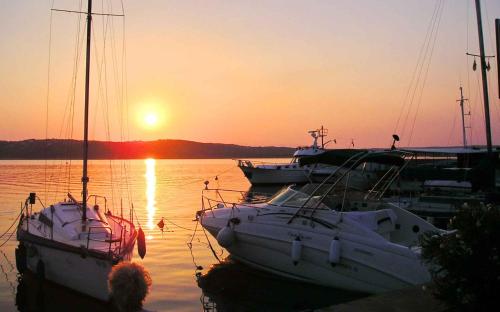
[{"xmin": 15, "ymin": 0, "xmax": 138, "ymax": 301}]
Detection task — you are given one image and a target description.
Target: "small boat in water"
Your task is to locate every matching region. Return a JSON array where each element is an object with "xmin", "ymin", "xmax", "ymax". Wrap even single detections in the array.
[
  {"xmin": 16, "ymin": 0, "xmax": 139, "ymax": 301},
  {"xmin": 199, "ymin": 150, "xmax": 443, "ymax": 294},
  {"xmin": 16, "ymin": 194, "xmax": 137, "ymax": 301},
  {"xmin": 237, "ymin": 127, "xmax": 330, "ymax": 185}
]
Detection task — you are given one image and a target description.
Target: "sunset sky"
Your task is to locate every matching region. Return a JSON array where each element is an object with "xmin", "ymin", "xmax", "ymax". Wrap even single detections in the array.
[{"xmin": 0, "ymin": 0, "xmax": 499, "ymax": 148}]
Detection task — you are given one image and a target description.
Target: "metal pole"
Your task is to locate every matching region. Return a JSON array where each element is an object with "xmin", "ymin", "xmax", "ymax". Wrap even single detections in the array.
[
  {"xmin": 321, "ymin": 125, "xmax": 324, "ymax": 148},
  {"xmin": 458, "ymin": 87, "xmax": 468, "ymax": 147},
  {"xmin": 82, "ymin": 0, "xmax": 92, "ymax": 223},
  {"xmin": 474, "ymin": 0, "xmax": 492, "ymax": 153},
  {"xmin": 496, "ymin": 19, "xmax": 500, "ymax": 99}
]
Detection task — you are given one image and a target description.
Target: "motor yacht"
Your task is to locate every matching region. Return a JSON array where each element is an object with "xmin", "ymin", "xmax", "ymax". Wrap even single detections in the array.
[{"xmin": 199, "ymin": 151, "xmax": 443, "ymax": 294}]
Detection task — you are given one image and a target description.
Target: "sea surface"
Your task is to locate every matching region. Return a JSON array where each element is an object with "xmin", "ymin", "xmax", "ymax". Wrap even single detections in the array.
[{"xmin": 0, "ymin": 159, "xmax": 364, "ymax": 311}]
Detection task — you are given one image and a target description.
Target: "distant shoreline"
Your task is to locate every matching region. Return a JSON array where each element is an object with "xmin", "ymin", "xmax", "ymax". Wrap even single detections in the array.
[{"xmin": 0, "ymin": 139, "xmax": 296, "ymax": 160}]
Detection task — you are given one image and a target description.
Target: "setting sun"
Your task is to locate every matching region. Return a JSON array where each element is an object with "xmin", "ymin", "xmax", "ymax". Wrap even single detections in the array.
[
  {"xmin": 144, "ymin": 113, "xmax": 158, "ymax": 126},
  {"xmin": 135, "ymin": 99, "xmax": 169, "ymax": 133}
]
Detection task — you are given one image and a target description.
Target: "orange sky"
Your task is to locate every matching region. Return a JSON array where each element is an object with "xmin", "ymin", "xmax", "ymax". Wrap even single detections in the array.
[{"xmin": 1, "ymin": 0, "xmax": 499, "ymax": 148}]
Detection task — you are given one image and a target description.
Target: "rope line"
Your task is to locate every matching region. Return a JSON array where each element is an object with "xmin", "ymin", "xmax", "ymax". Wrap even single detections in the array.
[
  {"xmin": 163, "ymin": 217, "xmax": 195, "ymax": 231},
  {"xmin": 0, "ymin": 211, "xmax": 22, "ymax": 241}
]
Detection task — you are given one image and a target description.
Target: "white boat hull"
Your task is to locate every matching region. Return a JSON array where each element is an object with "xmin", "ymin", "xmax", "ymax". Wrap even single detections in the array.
[
  {"xmin": 201, "ymin": 206, "xmax": 431, "ymax": 294},
  {"xmin": 239, "ymin": 166, "xmax": 312, "ymax": 185},
  {"xmin": 16, "ymin": 201, "xmax": 137, "ymax": 301},
  {"xmin": 22, "ymin": 240, "xmax": 116, "ymax": 301}
]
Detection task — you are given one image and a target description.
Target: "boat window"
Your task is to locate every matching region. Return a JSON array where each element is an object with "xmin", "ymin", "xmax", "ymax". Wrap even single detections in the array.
[
  {"xmin": 268, "ymin": 185, "xmax": 330, "ymax": 209},
  {"xmin": 268, "ymin": 187, "xmax": 298, "ymax": 206},
  {"xmin": 290, "ymin": 157, "xmax": 298, "ymax": 164}
]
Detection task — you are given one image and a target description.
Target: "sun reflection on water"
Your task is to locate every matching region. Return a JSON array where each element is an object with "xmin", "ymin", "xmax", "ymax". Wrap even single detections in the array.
[{"xmin": 145, "ymin": 158, "xmax": 156, "ymax": 230}]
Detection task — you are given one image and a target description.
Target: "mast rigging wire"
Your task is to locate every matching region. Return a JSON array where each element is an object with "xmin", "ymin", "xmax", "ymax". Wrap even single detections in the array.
[
  {"xmin": 393, "ymin": 0, "xmax": 444, "ymax": 146},
  {"xmin": 407, "ymin": 0, "xmax": 445, "ymax": 146},
  {"xmin": 393, "ymin": 0, "xmax": 442, "ymax": 136}
]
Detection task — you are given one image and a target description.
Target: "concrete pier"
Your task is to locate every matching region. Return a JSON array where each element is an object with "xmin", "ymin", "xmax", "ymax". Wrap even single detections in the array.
[{"xmin": 319, "ymin": 285, "xmax": 447, "ymax": 312}]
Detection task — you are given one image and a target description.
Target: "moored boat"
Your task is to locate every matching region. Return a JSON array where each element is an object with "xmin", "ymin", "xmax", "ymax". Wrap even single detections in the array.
[
  {"xmin": 199, "ymin": 151, "xmax": 443, "ymax": 294},
  {"xmin": 237, "ymin": 127, "xmax": 330, "ymax": 185},
  {"xmin": 16, "ymin": 195, "xmax": 137, "ymax": 301},
  {"xmin": 16, "ymin": 0, "xmax": 140, "ymax": 301}
]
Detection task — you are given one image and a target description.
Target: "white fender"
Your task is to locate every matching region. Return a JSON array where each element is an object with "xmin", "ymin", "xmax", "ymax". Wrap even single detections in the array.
[
  {"xmin": 328, "ymin": 237, "xmax": 341, "ymax": 266},
  {"xmin": 216, "ymin": 226, "xmax": 235, "ymax": 248},
  {"xmin": 291, "ymin": 237, "xmax": 302, "ymax": 265}
]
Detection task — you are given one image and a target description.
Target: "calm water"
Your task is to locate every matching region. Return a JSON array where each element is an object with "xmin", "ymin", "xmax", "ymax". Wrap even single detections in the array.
[{"xmin": 0, "ymin": 159, "xmax": 363, "ymax": 311}]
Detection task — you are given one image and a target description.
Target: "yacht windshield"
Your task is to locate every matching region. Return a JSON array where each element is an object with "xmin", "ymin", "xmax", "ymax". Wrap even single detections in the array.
[
  {"xmin": 268, "ymin": 184, "xmax": 333, "ymax": 209},
  {"xmin": 268, "ymin": 187, "xmax": 298, "ymax": 206}
]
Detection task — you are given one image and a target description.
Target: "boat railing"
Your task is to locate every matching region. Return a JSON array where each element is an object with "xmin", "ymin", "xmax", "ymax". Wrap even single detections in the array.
[
  {"xmin": 86, "ymin": 224, "xmax": 122, "ymax": 256},
  {"xmin": 364, "ymin": 154, "xmax": 415, "ymax": 201},
  {"xmin": 21, "ymin": 194, "xmax": 48, "ymax": 237},
  {"xmin": 106, "ymin": 214, "xmax": 137, "ymax": 256},
  {"xmin": 87, "ymin": 194, "xmax": 108, "ymax": 213},
  {"xmin": 200, "ymin": 188, "xmax": 272, "ymax": 215},
  {"xmin": 287, "ymin": 150, "xmax": 415, "ymax": 223}
]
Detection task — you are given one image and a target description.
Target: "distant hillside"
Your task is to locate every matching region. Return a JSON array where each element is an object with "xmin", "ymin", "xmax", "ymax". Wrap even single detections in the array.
[{"xmin": 0, "ymin": 139, "xmax": 296, "ymax": 160}]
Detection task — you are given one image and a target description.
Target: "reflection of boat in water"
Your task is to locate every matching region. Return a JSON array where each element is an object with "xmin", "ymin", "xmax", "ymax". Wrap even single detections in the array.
[
  {"xmin": 15, "ymin": 1, "xmax": 139, "ymax": 302},
  {"xmin": 15, "ymin": 270, "xmax": 110, "ymax": 312},
  {"xmin": 197, "ymin": 258, "xmax": 365, "ymax": 312},
  {"xmin": 199, "ymin": 150, "xmax": 444, "ymax": 294}
]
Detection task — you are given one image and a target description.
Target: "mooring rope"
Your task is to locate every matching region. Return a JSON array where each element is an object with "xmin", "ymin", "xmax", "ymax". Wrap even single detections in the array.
[{"xmin": 0, "ymin": 210, "xmax": 22, "ymax": 247}]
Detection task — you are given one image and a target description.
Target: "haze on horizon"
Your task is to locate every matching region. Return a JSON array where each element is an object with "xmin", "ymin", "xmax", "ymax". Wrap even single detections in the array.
[{"xmin": 0, "ymin": 0, "xmax": 499, "ymax": 149}]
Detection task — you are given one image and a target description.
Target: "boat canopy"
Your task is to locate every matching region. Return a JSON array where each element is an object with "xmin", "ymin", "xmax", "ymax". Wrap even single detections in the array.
[{"xmin": 299, "ymin": 149, "xmax": 406, "ymax": 168}]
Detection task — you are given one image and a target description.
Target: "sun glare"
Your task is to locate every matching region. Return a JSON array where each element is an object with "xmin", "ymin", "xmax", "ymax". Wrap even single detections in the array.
[
  {"xmin": 144, "ymin": 113, "xmax": 158, "ymax": 126},
  {"xmin": 136, "ymin": 99, "xmax": 168, "ymax": 132}
]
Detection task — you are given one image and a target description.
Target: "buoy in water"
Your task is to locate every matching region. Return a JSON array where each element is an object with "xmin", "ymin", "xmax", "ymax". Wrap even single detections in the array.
[
  {"xmin": 328, "ymin": 236, "xmax": 341, "ymax": 266},
  {"xmin": 137, "ymin": 227, "xmax": 146, "ymax": 259},
  {"xmin": 291, "ymin": 237, "xmax": 302, "ymax": 266},
  {"xmin": 216, "ymin": 226, "xmax": 235, "ymax": 248},
  {"xmin": 157, "ymin": 218, "xmax": 165, "ymax": 232}
]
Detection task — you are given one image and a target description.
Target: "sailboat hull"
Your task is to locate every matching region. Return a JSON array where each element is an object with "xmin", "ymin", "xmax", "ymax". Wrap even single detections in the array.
[
  {"xmin": 22, "ymin": 240, "xmax": 113, "ymax": 301},
  {"xmin": 18, "ymin": 229, "xmax": 135, "ymax": 301},
  {"xmin": 16, "ymin": 210, "xmax": 137, "ymax": 302}
]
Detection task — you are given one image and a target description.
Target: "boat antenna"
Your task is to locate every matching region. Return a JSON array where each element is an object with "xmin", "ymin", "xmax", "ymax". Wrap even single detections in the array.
[
  {"xmin": 320, "ymin": 126, "xmax": 324, "ymax": 148},
  {"xmin": 82, "ymin": 0, "xmax": 93, "ymax": 224},
  {"xmin": 457, "ymin": 86, "xmax": 470, "ymax": 148},
  {"xmin": 391, "ymin": 134, "xmax": 400, "ymax": 150}
]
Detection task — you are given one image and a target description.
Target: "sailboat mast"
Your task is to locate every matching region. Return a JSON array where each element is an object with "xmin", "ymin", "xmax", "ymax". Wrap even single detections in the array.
[
  {"xmin": 321, "ymin": 125, "xmax": 324, "ymax": 148},
  {"xmin": 82, "ymin": 0, "xmax": 92, "ymax": 222},
  {"xmin": 474, "ymin": 0, "xmax": 492, "ymax": 153},
  {"xmin": 458, "ymin": 87, "xmax": 468, "ymax": 148}
]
